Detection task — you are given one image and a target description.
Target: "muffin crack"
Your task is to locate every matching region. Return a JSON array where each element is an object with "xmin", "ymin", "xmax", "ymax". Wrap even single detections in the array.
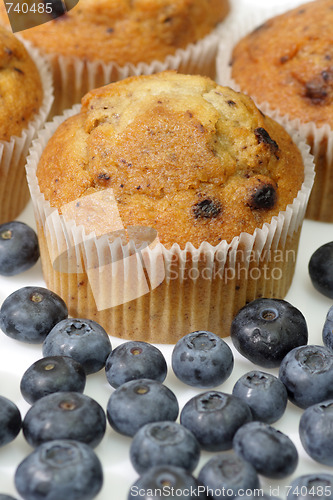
[{"xmin": 36, "ymin": 72, "xmax": 304, "ymax": 248}]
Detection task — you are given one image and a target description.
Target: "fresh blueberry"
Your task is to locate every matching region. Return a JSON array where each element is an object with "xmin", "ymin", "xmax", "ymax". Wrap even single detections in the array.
[
  {"xmin": 0, "ymin": 221, "xmax": 39, "ymax": 276},
  {"xmin": 128, "ymin": 465, "xmax": 208, "ymax": 500},
  {"xmin": 279, "ymin": 345, "xmax": 333, "ymax": 409},
  {"xmin": 0, "ymin": 495, "xmax": 18, "ymax": 500},
  {"xmin": 287, "ymin": 473, "xmax": 333, "ymax": 499},
  {"xmin": 22, "ymin": 391, "xmax": 106, "ymax": 448},
  {"xmin": 233, "ymin": 421, "xmax": 298, "ymax": 479},
  {"xmin": 299, "ymin": 400, "xmax": 333, "ymax": 465},
  {"xmin": 308, "ymin": 242, "xmax": 333, "ymax": 298},
  {"xmin": 43, "ymin": 318, "xmax": 112, "ymax": 374},
  {"xmin": 198, "ymin": 451, "xmax": 260, "ymax": 499},
  {"xmin": 0, "ymin": 396, "xmax": 21, "ymax": 447},
  {"xmin": 105, "ymin": 341, "xmax": 167, "ymax": 389},
  {"xmin": 180, "ymin": 391, "xmax": 252, "ymax": 451},
  {"xmin": 171, "ymin": 330, "xmax": 234, "ymax": 388},
  {"xmin": 130, "ymin": 421, "xmax": 200, "ymax": 475},
  {"xmin": 232, "ymin": 371, "xmax": 288, "ymax": 424},
  {"xmin": 15, "ymin": 439, "xmax": 103, "ymax": 500},
  {"xmin": 107, "ymin": 379, "xmax": 179, "ymax": 437},
  {"xmin": 323, "ymin": 305, "xmax": 333, "ymax": 351},
  {"xmin": 0, "ymin": 286, "xmax": 68, "ymax": 344},
  {"xmin": 230, "ymin": 298, "xmax": 308, "ymax": 368},
  {"xmin": 20, "ymin": 356, "xmax": 86, "ymax": 404}
]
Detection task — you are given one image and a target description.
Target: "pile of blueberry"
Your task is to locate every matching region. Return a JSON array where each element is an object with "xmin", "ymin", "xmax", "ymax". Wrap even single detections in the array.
[{"xmin": 1, "ymin": 222, "xmax": 333, "ymax": 500}]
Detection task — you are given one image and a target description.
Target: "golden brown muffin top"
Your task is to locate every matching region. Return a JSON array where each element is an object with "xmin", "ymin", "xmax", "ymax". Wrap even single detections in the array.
[
  {"xmin": 231, "ymin": 0, "xmax": 333, "ymax": 128},
  {"xmin": 37, "ymin": 72, "xmax": 304, "ymax": 248},
  {"xmin": 0, "ymin": 26, "xmax": 43, "ymax": 141},
  {"xmin": 0, "ymin": 0, "xmax": 229, "ymax": 65}
]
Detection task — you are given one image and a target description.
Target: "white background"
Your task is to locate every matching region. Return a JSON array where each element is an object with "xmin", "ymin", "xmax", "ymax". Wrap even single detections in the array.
[{"xmin": 1, "ymin": 0, "xmax": 332, "ymax": 498}]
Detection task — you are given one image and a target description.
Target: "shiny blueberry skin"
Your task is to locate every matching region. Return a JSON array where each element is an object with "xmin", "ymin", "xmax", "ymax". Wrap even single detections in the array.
[
  {"xmin": 299, "ymin": 400, "xmax": 333, "ymax": 466},
  {"xmin": 15, "ymin": 439, "xmax": 103, "ymax": 500},
  {"xmin": 287, "ymin": 473, "xmax": 333, "ymax": 500},
  {"xmin": 128, "ymin": 465, "xmax": 208, "ymax": 500},
  {"xmin": 233, "ymin": 421, "xmax": 298, "ymax": 479},
  {"xmin": 0, "ymin": 286, "xmax": 68, "ymax": 344},
  {"xmin": 130, "ymin": 421, "xmax": 200, "ymax": 475},
  {"xmin": 105, "ymin": 341, "xmax": 167, "ymax": 389},
  {"xmin": 198, "ymin": 451, "xmax": 260, "ymax": 500},
  {"xmin": 20, "ymin": 356, "xmax": 86, "ymax": 404},
  {"xmin": 232, "ymin": 371, "xmax": 288, "ymax": 424},
  {"xmin": 43, "ymin": 318, "xmax": 112, "ymax": 374},
  {"xmin": 323, "ymin": 305, "xmax": 333, "ymax": 351},
  {"xmin": 180, "ymin": 391, "xmax": 252, "ymax": 451},
  {"xmin": 107, "ymin": 378, "xmax": 179, "ymax": 437},
  {"xmin": 230, "ymin": 298, "xmax": 308, "ymax": 368},
  {"xmin": 0, "ymin": 221, "xmax": 39, "ymax": 276},
  {"xmin": 279, "ymin": 345, "xmax": 333, "ymax": 409},
  {"xmin": 171, "ymin": 330, "xmax": 234, "ymax": 388},
  {"xmin": 22, "ymin": 391, "xmax": 106, "ymax": 448},
  {"xmin": 0, "ymin": 396, "xmax": 21, "ymax": 447},
  {"xmin": 308, "ymin": 242, "xmax": 333, "ymax": 299}
]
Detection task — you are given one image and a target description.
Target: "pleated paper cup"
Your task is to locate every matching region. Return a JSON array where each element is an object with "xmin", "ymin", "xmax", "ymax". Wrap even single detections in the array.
[
  {"xmin": 216, "ymin": 7, "xmax": 333, "ymax": 222},
  {"xmin": 37, "ymin": 19, "xmax": 229, "ymax": 119},
  {"xmin": 26, "ymin": 104, "xmax": 315, "ymax": 343},
  {"xmin": 0, "ymin": 39, "xmax": 53, "ymax": 224}
]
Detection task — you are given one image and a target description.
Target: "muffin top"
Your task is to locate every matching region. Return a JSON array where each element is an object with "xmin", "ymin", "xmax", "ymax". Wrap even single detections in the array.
[
  {"xmin": 0, "ymin": 0, "xmax": 229, "ymax": 65},
  {"xmin": 230, "ymin": 0, "xmax": 333, "ymax": 128},
  {"xmin": 37, "ymin": 72, "xmax": 304, "ymax": 248},
  {"xmin": 0, "ymin": 26, "xmax": 43, "ymax": 141}
]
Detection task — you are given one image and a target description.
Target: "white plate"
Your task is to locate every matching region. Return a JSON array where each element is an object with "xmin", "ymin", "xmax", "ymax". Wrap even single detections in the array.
[
  {"xmin": 1, "ymin": 0, "xmax": 333, "ymax": 497},
  {"xmin": 2, "ymin": 200, "xmax": 333, "ymax": 499}
]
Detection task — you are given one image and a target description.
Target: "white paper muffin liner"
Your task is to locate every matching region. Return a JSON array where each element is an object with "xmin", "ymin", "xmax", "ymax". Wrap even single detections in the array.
[
  {"xmin": 216, "ymin": 6, "xmax": 333, "ymax": 222},
  {"xmin": 34, "ymin": 18, "xmax": 230, "ymax": 118},
  {"xmin": 25, "ymin": 102, "xmax": 315, "ymax": 343},
  {"xmin": 0, "ymin": 38, "xmax": 53, "ymax": 224}
]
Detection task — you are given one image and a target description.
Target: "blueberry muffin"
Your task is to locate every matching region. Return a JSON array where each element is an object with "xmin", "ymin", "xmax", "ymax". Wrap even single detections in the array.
[
  {"xmin": 0, "ymin": 25, "xmax": 52, "ymax": 223},
  {"xmin": 229, "ymin": 0, "xmax": 333, "ymax": 221},
  {"xmin": 0, "ymin": 0, "xmax": 229, "ymax": 116},
  {"xmin": 27, "ymin": 72, "xmax": 313, "ymax": 342},
  {"xmin": 0, "ymin": 27, "xmax": 42, "ymax": 140}
]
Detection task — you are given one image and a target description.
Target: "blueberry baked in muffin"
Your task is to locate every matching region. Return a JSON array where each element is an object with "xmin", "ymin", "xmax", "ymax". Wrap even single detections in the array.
[
  {"xmin": 229, "ymin": 0, "xmax": 333, "ymax": 221},
  {"xmin": 27, "ymin": 72, "xmax": 312, "ymax": 342}
]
